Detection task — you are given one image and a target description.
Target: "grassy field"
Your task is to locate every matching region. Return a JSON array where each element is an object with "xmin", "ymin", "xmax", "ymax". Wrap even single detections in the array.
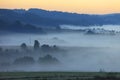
[{"xmin": 0, "ymin": 72, "xmax": 120, "ymax": 80}]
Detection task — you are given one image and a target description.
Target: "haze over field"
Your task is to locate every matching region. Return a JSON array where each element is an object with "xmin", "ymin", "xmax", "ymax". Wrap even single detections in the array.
[
  {"xmin": 61, "ymin": 25, "xmax": 120, "ymax": 32},
  {"xmin": 0, "ymin": 28, "xmax": 120, "ymax": 47},
  {"xmin": 0, "ymin": 0, "xmax": 120, "ymax": 72},
  {"xmin": 0, "ymin": 25, "xmax": 120, "ymax": 72}
]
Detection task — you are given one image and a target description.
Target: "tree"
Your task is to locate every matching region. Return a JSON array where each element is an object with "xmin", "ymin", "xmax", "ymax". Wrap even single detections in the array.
[
  {"xmin": 20, "ymin": 43, "xmax": 27, "ymax": 50},
  {"xmin": 38, "ymin": 55, "xmax": 60, "ymax": 65},
  {"xmin": 53, "ymin": 45, "xmax": 59, "ymax": 50},
  {"xmin": 34, "ymin": 40, "xmax": 40, "ymax": 50},
  {"xmin": 13, "ymin": 56, "xmax": 35, "ymax": 65},
  {"xmin": 86, "ymin": 29, "xmax": 96, "ymax": 34},
  {"xmin": 41, "ymin": 44, "xmax": 51, "ymax": 52},
  {"xmin": 0, "ymin": 47, "xmax": 2, "ymax": 52}
]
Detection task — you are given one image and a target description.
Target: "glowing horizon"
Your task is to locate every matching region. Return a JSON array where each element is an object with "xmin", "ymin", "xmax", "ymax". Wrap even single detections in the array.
[{"xmin": 0, "ymin": 0, "xmax": 120, "ymax": 14}]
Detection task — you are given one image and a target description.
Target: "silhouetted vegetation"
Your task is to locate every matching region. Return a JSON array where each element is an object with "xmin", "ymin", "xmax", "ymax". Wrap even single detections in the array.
[
  {"xmin": 38, "ymin": 55, "xmax": 60, "ymax": 65},
  {"xmin": 0, "ymin": 19, "xmax": 44, "ymax": 33},
  {"xmin": 86, "ymin": 29, "xmax": 96, "ymax": 34},
  {"xmin": 1, "ymin": 9, "xmax": 120, "ymax": 33},
  {"xmin": 41, "ymin": 44, "xmax": 60, "ymax": 53},
  {"xmin": 94, "ymin": 72, "xmax": 119, "ymax": 80},
  {"xmin": 34, "ymin": 40, "xmax": 40, "ymax": 50},
  {"xmin": 1, "ymin": 72, "xmax": 120, "ymax": 80},
  {"xmin": 13, "ymin": 56, "xmax": 35, "ymax": 65},
  {"xmin": 53, "ymin": 45, "xmax": 59, "ymax": 51},
  {"xmin": 0, "ymin": 39, "xmax": 65, "ymax": 70},
  {"xmin": 41, "ymin": 44, "xmax": 51, "ymax": 52},
  {"xmin": 0, "ymin": 47, "xmax": 2, "ymax": 52},
  {"xmin": 20, "ymin": 43, "xmax": 27, "ymax": 50}
]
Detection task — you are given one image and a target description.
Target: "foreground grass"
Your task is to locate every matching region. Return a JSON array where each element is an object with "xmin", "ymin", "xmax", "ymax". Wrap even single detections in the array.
[{"xmin": 0, "ymin": 72, "xmax": 120, "ymax": 80}]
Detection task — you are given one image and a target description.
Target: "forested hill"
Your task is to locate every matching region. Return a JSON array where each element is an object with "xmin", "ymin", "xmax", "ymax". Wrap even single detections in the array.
[{"xmin": 0, "ymin": 8, "xmax": 120, "ymax": 32}]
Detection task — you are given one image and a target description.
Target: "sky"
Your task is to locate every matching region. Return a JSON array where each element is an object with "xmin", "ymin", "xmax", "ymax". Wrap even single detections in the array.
[{"xmin": 0, "ymin": 0, "xmax": 120, "ymax": 14}]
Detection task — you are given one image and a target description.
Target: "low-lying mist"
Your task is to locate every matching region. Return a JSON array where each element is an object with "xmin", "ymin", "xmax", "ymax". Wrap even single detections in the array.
[
  {"xmin": 0, "ymin": 25, "xmax": 120, "ymax": 72},
  {"xmin": 0, "ymin": 32, "xmax": 120, "ymax": 47},
  {"xmin": 61, "ymin": 25, "xmax": 120, "ymax": 32}
]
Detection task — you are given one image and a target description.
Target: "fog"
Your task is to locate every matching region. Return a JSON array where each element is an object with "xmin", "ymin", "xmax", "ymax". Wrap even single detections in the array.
[
  {"xmin": 0, "ymin": 25, "xmax": 120, "ymax": 72},
  {"xmin": 0, "ymin": 32, "xmax": 120, "ymax": 47},
  {"xmin": 61, "ymin": 25, "xmax": 120, "ymax": 32}
]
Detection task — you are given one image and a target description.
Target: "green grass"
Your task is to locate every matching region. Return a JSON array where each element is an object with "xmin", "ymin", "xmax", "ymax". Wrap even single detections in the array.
[{"xmin": 0, "ymin": 72, "xmax": 120, "ymax": 80}]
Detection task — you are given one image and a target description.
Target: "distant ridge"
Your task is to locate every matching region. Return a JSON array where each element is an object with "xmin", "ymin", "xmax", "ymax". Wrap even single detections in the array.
[{"xmin": 0, "ymin": 8, "xmax": 120, "ymax": 32}]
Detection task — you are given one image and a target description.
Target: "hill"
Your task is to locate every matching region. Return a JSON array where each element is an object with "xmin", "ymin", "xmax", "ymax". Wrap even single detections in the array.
[{"xmin": 0, "ymin": 8, "xmax": 120, "ymax": 33}]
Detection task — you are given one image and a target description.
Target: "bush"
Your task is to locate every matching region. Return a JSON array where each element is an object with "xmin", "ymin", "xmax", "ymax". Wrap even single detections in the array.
[
  {"xmin": 34, "ymin": 40, "xmax": 40, "ymax": 50},
  {"xmin": 41, "ymin": 44, "xmax": 51, "ymax": 51},
  {"xmin": 38, "ymin": 55, "xmax": 60, "ymax": 65},
  {"xmin": 20, "ymin": 43, "xmax": 27, "ymax": 50},
  {"xmin": 0, "ymin": 47, "xmax": 2, "ymax": 52},
  {"xmin": 13, "ymin": 56, "xmax": 35, "ymax": 65}
]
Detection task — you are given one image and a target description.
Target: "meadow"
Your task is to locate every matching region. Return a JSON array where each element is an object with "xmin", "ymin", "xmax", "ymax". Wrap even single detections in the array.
[{"xmin": 0, "ymin": 72, "xmax": 120, "ymax": 80}]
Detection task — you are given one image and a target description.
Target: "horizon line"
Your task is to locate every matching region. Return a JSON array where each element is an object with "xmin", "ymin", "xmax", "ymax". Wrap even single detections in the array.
[{"xmin": 0, "ymin": 8, "xmax": 120, "ymax": 15}]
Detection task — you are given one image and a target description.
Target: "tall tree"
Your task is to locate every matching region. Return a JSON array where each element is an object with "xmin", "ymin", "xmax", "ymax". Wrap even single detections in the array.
[
  {"xmin": 34, "ymin": 40, "xmax": 40, "ymax": 50},
  {"xmin": 20, "ymin": 43, "xmax": 27, "ymax": 50}
]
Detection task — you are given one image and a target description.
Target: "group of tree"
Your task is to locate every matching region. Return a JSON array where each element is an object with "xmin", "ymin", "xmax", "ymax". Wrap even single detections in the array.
[
  {"xmin": 20, "ymin": 40, "xmax": 40, "ymax": 50},
  {"xmin": 38, "ymin": 55, "xmax": 60, "ymax": 65},
  {"xmin": 0, "ymin": 20, "xmax": 44, "ymax": 33},
  {"xmin": 13, "ymin": 56, "xmax": 35, "ymax": 65},
  {"xmin": 0, "ymin": 47, "xmax": 2, "ymax": 52},
  {"xmin": 20, "ymin": 40, "xmax": 59, "ymax": 52},
  {"xmin": 13, "ymin": 55, "xmax": 60, "ymax": 65},
  {"xmin": 1, "ymin": 9, "xmax": 120, "ymax": 29}
]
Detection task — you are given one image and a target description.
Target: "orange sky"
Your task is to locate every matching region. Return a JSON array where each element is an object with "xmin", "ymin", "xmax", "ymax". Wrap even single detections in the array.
[{"xmin": 0, "ymin": 0, "xmax": 120, "ymax": 14}]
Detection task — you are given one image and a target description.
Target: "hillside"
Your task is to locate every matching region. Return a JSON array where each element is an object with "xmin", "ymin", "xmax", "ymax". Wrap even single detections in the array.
[{"xmin": 0, "ymin": 8, "xmax": 120, "ymax": 33}]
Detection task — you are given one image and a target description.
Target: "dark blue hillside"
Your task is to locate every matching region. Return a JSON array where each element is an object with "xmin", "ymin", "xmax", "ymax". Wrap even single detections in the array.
[{"xmin": 0, "ymin": 8, "xmax": 120, "ymax": 33}]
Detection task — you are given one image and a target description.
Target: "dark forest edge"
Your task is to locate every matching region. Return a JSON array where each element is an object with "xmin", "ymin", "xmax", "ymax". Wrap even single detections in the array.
[{"xmin": 0, "ymin": 8, "xmax": 120, "ymax": 33}]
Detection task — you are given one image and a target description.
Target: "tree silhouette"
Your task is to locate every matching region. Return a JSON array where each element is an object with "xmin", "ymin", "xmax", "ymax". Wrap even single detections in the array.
[
  {"xmin": 0, "ymin": 47, "xmax": 2, "ymax": 52},
  {"xmin": 20, "ymin": 43, "xmax": 27, "ymax": 50},
  {"xmin": 38, "ymin": 55, "xmax": 60, "ymax": 65},
  {"xmin": 41, "ymin": 44, "xmax": 51, "ymax": 52},
  {"xmin": 13, "ymin": 56, "xmax": 35, "ymax": 65},
  {"xmin": 53, "ymin": 45, "xmax": 59, "ymax": 50},
  {"xmin": 34, "ymin": 40, "xmax": 40, "ymax": 50}
]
